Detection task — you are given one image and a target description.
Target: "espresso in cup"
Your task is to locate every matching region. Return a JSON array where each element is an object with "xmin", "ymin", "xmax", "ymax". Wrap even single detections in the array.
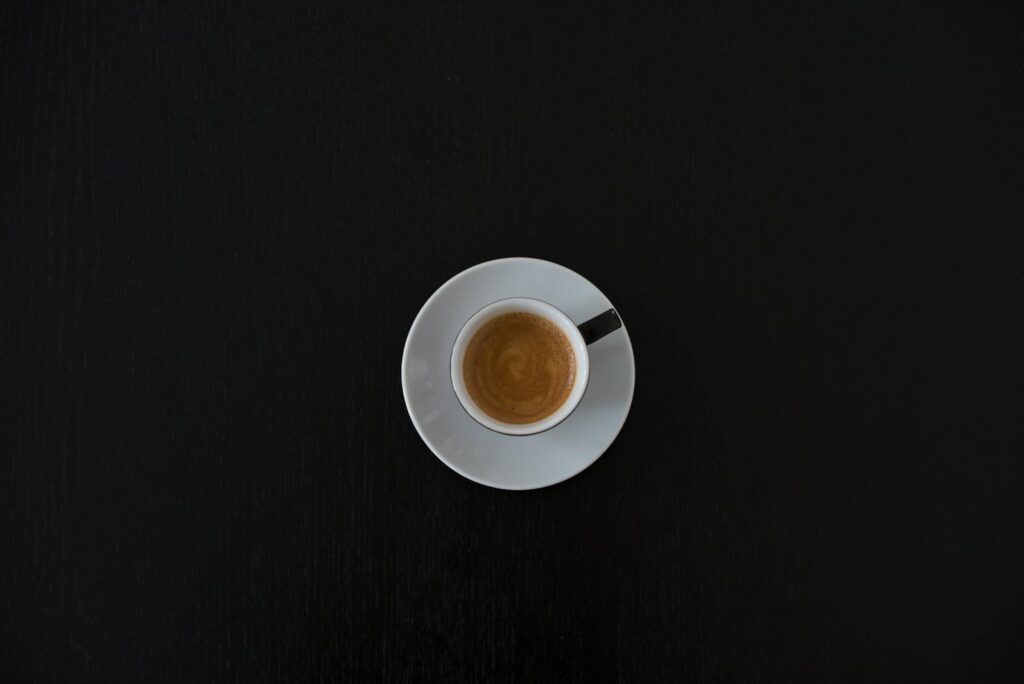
[
  {"xmin": 451, "ymin": 297, "xmax": 619, "ymax": 436},
  {"xmin": 462, "ymin": 312, "xmax": 577, "ymax": 424}
]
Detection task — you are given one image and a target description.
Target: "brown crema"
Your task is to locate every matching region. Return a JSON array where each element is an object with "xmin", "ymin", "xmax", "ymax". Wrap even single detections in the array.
[{"xmin": 463, "ymin": 312, "xmax": 576, "ymax": 424}]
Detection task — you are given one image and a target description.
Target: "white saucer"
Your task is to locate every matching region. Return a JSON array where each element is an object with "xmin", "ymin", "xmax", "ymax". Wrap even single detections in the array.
[{"xmin": 401, "ymin": 257, "xmax": 635, "ymax": 490}]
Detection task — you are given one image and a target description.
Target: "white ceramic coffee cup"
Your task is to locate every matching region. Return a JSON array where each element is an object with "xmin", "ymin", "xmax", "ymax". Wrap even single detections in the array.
[{"xmin": 450, "ymin": 297, "xmax": 620, "ymax": 436}]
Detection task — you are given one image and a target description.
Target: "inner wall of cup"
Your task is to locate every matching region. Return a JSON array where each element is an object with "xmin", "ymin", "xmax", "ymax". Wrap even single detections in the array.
[{"xmin": 452, "ymin": 299, "xmax": 589, "ymax": 433}]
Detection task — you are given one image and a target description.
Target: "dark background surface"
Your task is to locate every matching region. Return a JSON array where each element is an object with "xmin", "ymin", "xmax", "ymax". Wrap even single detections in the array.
[{"xmin": 3, "ymin": 1, "xmax": 1024, "ymax": 681}]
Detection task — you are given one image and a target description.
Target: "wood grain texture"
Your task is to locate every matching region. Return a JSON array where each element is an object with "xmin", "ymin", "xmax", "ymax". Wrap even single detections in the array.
[{"xmin": 3, "ymin": 1, "xmax": 1024, "ymax": 681}]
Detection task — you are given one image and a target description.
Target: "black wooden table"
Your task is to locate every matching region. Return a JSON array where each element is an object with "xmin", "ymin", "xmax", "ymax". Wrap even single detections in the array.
[{"xmin": 4, "ymin": 2, "xmax": 1024, "ymax": 681}]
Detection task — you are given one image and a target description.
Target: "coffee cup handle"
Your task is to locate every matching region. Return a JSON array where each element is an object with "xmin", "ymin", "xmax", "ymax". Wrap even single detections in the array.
[{"xmin": 577, "ymin": 309, "xmax": 622, "ymax": 345}]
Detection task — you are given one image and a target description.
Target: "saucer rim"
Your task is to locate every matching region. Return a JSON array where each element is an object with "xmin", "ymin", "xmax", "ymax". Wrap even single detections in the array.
[{"xmin": 401, "ymin": 256, "xmax": 636, "ymax": 490}]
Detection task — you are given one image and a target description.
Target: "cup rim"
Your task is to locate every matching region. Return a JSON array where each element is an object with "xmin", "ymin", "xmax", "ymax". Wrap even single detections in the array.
[{"xmin": 450, "ymin": 297, "xmax": 591, "ymax": 436}]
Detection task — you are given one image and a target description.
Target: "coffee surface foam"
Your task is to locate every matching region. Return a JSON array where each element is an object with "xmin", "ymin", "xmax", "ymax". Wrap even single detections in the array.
[{"xmin": 463, "ymin": 312, "xmax": 576, "ymax": 424}]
